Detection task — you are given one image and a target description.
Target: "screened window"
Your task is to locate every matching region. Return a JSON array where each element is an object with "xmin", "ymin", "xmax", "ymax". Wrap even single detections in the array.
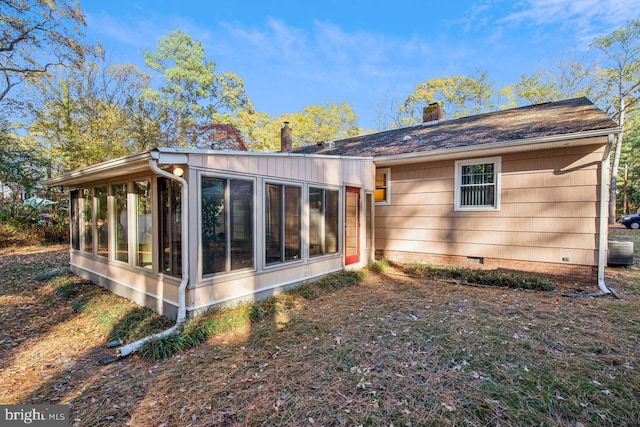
[
  {"xmin": 113, "ymin": 183, "xmax": 128, "ymax": 263},
  {"xmin": 70, "ymin": 190, "xmax": 80, "ymax": 250},
  {"xmin": 96, "ymin": 186, "xmax": 108, "ymax": 258},
  {"xmin": 375, "ymin": 168, "xmax": 390, "ymax": 204},
  {"xmin": 134, "ymin": 179, "xmax": 152, "ymax": 269},
  {"xmin": 159, "ymin": 178, "xmax": 182, "ymax": 276},
  {"xmin": 201, "ymin": 176, "xmax": 254, "ymax": 275},
  {"xmin": 266, "ymin": 183, "xmax": 301, "ymax": 264},
  {"xmin": 455, "ymin": 157, "xmax": 501, "ymax": 211},
  {"xmin": 366, "ymin": 193, "xmax": 373, "ymax": 252},
  {"xmin": 82, "ymin": 188, "xmax": 93, "ymax": 254},
  {"xmin": 309, "ymin": 187, "xmax": 339, "ymax": 257}
]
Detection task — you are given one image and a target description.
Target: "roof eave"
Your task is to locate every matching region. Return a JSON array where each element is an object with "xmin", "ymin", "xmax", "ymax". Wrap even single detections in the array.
[
  {"xmin": 46, "ymin": 151, "xmax": 155, "ymax": 187},
  {"xmin": 373, "ymin": 127, "xmax": 621, "ymax": 167}
]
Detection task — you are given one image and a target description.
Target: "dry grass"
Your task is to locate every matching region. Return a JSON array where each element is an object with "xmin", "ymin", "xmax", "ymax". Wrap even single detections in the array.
[{"xmin": 1, "ymin": 237, "xmax": 639, "ymax": 426}]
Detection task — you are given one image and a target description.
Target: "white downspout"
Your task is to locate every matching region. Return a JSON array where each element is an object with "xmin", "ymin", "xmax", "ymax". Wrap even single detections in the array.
[
  {"xmin": 597, "ymin": 134, "xmax": 614, "ymax": 295},
  {"xmin": 116, "ymin": 157, "xmax": 189, "ymax": 357}
]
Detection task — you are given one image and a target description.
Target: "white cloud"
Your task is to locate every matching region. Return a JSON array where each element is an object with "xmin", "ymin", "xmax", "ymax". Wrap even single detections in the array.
[{"xmin": 498, "ymin": 0, "xmax": 640, "ymax": 43}]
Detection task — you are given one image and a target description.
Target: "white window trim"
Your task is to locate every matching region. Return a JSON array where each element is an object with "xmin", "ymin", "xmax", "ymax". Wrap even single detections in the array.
[
  {"xmin": 454, "ymin": 156, "xmax": 501, "ymax": 211},
  {"xmin": 375, "ymin": 167, "xmax": 391, "ymax": 205}
]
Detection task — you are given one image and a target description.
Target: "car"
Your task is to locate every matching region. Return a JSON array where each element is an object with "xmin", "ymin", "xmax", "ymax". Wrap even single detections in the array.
[{"xmin": 619, "ymin": 214, "xmax": 640, "ymax": 229}]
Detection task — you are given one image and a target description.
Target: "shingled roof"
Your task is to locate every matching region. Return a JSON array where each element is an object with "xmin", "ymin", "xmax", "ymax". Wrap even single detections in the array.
[{"xmin": 294, "ymin": 97, "xmax": 618, "ymax": 158}]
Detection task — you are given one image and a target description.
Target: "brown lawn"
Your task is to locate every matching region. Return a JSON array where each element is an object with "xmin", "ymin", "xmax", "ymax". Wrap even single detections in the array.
[{"xmin": 1, "ymin": 237, "xmax": 639, "ymax": 426}]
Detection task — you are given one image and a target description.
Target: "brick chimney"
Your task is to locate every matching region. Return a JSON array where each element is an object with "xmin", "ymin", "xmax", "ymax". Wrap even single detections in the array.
[
  {"xmin": 422, "ymin": 102, "xmax": 445, "ymax": 126},
  {"xmin": 280, "ymin": 122, "xmax": 292, "ymax": 152}
]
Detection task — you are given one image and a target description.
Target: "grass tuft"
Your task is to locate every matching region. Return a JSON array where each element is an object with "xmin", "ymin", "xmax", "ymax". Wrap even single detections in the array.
[
  {"xmin": 367, "ymin": 259, "xmax": 390, "ymax": 273},
  {"xmin": 35, "ymin": 267, "xmax": 67, "ymax": 281},
  {"xmin": 139, "ymin": 270, "xmax": 365, "ymax": 360}
]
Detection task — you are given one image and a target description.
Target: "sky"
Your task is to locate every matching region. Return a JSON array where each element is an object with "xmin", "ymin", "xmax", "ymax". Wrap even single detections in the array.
[{"xmin": 80, "ymin": 0, "xmax": 640, "ymax": 130}]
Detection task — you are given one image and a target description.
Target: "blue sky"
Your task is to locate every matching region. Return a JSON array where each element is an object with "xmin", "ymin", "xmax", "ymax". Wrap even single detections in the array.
[{"xmin": 81, "ymin": 0, "xmax": 639, "ymax": 129}]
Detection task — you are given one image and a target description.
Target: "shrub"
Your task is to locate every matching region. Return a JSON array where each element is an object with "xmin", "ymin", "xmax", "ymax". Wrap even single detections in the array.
[{"xmin": 406, "ymin": 263, "xmax": 555, "ymax": 291}]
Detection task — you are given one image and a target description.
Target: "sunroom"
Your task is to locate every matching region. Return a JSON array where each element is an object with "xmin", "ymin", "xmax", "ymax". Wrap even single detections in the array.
[{"xmin": 48, "ymin": 148, "xmax": 375, "ymax": 320}]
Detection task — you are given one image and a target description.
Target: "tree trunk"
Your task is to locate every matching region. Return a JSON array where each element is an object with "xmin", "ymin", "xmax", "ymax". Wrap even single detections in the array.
[
  {"xmin": 608, "ymin": 97, "xmax": 625, "ymax": 224},
  {"xmin": 623, "ymin": 163, "xmax": 628, "ymax": 214}
]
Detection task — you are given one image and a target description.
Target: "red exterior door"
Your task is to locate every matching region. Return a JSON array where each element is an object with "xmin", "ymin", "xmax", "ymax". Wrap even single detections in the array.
[{"xmin": 344, "ymin": 187, "xmax": 360, "ymax": 265}]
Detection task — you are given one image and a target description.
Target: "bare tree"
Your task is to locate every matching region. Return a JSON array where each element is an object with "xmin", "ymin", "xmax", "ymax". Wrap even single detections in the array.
[{"xmin": 0, "ymin": 0, "xmax": 97, "ymax": 103}]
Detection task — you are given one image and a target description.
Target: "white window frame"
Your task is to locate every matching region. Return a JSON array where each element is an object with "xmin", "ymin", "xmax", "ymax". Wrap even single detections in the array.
[
  {"xmin": 375, "ymin": 167, "xmax": 391, "ymax": 205},
  {"xmin": 454, "ymin": 157, "xmax": 501, "ymax": 211}
]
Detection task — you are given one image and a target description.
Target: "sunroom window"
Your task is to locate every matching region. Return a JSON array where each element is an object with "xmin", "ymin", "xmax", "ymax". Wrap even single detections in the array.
[
  {"xmin": 265, "ymin": 183, "xmax": 301, "ymax": 264},
  {"xmin": 158, "ymin": 177, "xmax": 182, "ymax": 276},
  {"xmin": 96, "ymin": 186, "xmax": 108, "ymax": 258},
  {"xmin": 134, "ymin": 179, "xmax": 152, "ymax": 269},
  {"xmin": 201, "ymin": 176, "xmax": 254, "ymax": 275},
  {"xmin": 82, "ymin": 188, "xmax": 93, "ymax": 254},
  {"xmin": 70, "ymin": 190, "xmax": 80, "ymax": 250},
  {"xmin": 309, "ymin": 187, "xmax": 339, "ymax": 256},
  {"xmin": 112, "ymin": 183, "xmax": 128, "ymax": 263}
]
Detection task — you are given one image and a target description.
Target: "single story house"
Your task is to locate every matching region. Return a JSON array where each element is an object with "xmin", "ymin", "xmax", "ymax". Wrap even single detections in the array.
[{"xmin": 47, "ymin": 97, "xmax": 620, "ymax": 322}]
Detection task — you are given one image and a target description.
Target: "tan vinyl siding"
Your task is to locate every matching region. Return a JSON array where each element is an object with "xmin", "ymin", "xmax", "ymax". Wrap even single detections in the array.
[{"xmin": 375, "ymin": 143, "xmax": 607, "ymax": 271}]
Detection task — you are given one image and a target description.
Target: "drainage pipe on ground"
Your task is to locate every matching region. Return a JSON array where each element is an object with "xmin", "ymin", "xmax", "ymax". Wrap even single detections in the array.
[{"xmin": 116, "ymin": 156, "xmax": 189, "ymax": 358}]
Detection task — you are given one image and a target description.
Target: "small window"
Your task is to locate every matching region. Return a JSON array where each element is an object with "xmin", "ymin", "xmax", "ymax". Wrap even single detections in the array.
[
  {"xmin": 455, "ymin": 157, "xmax": 501, "ymax": 211},
  {"xmin": 375, "ymin": 168, "xmax": 390, "ymax": 204}
]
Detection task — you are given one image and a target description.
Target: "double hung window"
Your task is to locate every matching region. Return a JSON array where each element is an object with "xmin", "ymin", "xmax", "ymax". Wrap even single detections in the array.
[{"xmin": 455, "ymin": 157, "xmax": 501, "ymax": 211}]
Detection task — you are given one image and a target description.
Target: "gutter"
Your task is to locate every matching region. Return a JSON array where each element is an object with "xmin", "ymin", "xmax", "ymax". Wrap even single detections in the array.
[
  {"xmin": 596, "ymin": 134, "xmax": 614, "ymax": 295},
  {"xmin": 116, "ymin": 155, "xmax": 189, "ymax": 357}
]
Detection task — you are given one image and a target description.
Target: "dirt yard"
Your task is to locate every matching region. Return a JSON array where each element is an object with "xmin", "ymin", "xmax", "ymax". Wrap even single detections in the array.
[{"xmin": 1, "ymin": 241, "xmax": 639, "ymax": 426}]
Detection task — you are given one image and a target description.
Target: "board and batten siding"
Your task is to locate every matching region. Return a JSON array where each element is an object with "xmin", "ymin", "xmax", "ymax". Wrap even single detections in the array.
[
  {"xmin": 188, "ymin": 152, "xmax": 373, "ymax": 187},
  {"xmin": 375, "ymin": 142, "xmax": 608, "ymax": 277}
]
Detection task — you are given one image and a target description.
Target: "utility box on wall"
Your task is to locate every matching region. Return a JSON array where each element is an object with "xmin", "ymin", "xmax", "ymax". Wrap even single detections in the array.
[{"xmin": 608, "ymin": 241, "xmax": 635, "ymax": 266}]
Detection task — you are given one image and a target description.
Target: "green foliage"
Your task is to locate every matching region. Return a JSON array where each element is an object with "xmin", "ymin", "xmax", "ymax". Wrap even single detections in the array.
[
  {"xmin": 0, "ymin": 198, "xmax": 69, "ymax": 247},
  {"xmin": 0, "ymin": 118, "xmax": 47, "ymax": 192},
  {"xmin": 27, "ymin": 61, "xmax": 153, "ymax": 172},
  {"xmin": 499, "ymin": 71, "xmax": 563, "ymax": 107},
  {"xmin": 217, "ymin": 101, "xmax": 362, "ymax": 151},
  {"xmin": 399, "ymin": 68, "xmax": 495, "ymax": 126},
  {"xmin": 618, "ymin": 111, "xmax": 640, "ymax": 214},
  {"xmin": 143, "ymin": 30, "xmax": 250, "ymax": 148},
  {"xmin": 590, "ymin": 19, "xmax": 640, "ymax": 222}
]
